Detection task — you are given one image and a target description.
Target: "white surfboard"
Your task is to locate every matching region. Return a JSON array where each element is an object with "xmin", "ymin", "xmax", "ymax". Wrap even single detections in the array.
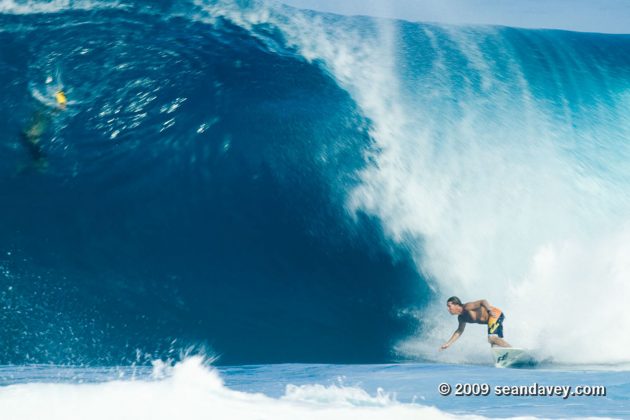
[{"xmin": 492, "ymin": 347, "xmax": 537, "ymax": 368}]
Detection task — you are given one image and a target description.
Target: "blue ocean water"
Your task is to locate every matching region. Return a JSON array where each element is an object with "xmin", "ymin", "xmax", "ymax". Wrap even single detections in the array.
[{"xmin": 1, "ymin": 0, "xmax": 630, "ymax": 418}]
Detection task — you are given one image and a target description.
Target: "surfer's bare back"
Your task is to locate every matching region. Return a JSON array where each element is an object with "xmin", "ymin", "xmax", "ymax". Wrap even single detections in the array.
[{"xmin": 440, "ymin": 296, "xmax": 511, "ymax": 350}]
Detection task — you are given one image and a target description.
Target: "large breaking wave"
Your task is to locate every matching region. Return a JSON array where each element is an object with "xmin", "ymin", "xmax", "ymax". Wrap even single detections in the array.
[{"xmin": 1, "ymin": 0, "xmax": 629, "ymax": 366}]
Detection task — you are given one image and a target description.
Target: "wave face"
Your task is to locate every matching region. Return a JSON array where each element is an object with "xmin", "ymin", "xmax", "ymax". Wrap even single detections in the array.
[
  {"xmin": 2, "ymin": 0, "xmax": 630, "ymax": 366},
  {"xmin": 235, "ymin": 5, "xmax": 630, "ymax": 364},
  {"xmin": 0, "ymin": 2, "xmax": 427, "ymax": 364}
]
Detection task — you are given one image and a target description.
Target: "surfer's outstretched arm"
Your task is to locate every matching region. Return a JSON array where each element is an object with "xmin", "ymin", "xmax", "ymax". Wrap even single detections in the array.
[{"xmin": 440, "ymin": 320, "xmax": 466, "ymax": 350}]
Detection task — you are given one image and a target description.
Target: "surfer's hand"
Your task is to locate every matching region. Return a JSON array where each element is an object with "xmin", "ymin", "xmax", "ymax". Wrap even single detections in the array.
[{"xmin": 440, "ymin": 343, "xmax": 449, "ymax": 350}]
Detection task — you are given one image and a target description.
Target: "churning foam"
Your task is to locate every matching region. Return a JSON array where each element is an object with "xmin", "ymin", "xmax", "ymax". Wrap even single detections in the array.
[
  {"xmin": 178, "ymin": 2, "xmax": 630, "ymax": 365},
  {"xmin": 0, "ymin": 357, "xmax": 489, "ymax": 420}
]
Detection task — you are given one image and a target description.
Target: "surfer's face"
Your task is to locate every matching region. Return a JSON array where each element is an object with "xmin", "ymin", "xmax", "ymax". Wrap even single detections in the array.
[{"xmin": 446, "ymin": 302, "xmax": 461, "ymax": 315}]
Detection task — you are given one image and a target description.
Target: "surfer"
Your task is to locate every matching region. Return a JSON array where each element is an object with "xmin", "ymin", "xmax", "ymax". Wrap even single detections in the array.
[
  {"xmin": 20, "ymin": 90, "xmax": 67, "ymax": 169},
  {"xmin": 440, "ymin": 296, "xmax": 512, "ymax": 350}
]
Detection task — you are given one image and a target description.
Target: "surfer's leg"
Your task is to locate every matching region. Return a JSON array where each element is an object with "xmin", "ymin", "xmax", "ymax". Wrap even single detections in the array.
[{"xmin": 488, "ymin": 335, "xmax": 511, "ymax": 347}]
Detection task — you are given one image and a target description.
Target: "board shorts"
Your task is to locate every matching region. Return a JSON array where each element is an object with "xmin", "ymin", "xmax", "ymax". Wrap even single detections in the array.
[{"xmin": 487, "ymin": 308, "xmax": 505, "ymax": 338}]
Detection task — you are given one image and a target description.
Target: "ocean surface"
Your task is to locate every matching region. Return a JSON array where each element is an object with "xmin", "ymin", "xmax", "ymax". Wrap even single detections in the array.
[
  {"xmin": 1, "ymin": 358, "xmax": 629, "ymax": 419},
  {"xmin": 1, "ymin": 0, "xmax": 629, "ymax": 418}
]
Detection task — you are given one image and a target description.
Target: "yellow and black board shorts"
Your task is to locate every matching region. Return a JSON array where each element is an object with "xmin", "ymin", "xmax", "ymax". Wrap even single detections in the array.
[{"xmin": 487, "ymin": 310, "xmax": 505, "ymax": 338}]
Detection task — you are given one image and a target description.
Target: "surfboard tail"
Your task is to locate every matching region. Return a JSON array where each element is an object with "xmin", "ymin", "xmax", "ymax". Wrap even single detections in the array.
[{"xmin": 492, "ymin": 348, "xmax": 538, "ymax": 368}]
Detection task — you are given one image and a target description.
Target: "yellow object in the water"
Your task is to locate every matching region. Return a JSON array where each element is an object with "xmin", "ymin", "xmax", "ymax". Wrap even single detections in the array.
[{"xmin": 55, "ymin": 90, "xmax": 67, "ymax": 106}]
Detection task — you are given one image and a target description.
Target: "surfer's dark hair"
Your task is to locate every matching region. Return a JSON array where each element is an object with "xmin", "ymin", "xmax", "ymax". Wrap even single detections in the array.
[{"xmin": 447, "ymin": 296, "xmax": 463, "ymax": 307}]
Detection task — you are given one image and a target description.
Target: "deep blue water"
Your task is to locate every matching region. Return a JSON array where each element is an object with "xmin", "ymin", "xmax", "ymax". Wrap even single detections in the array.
[{"xmin": 0, "ymin": 4, "xmax": 429, "ymax": 365}]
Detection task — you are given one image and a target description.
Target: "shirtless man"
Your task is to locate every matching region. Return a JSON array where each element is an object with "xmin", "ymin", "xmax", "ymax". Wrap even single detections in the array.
[{"xmin": 440, "ymin": 296, "xmax": 511, "ymax": 350}]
